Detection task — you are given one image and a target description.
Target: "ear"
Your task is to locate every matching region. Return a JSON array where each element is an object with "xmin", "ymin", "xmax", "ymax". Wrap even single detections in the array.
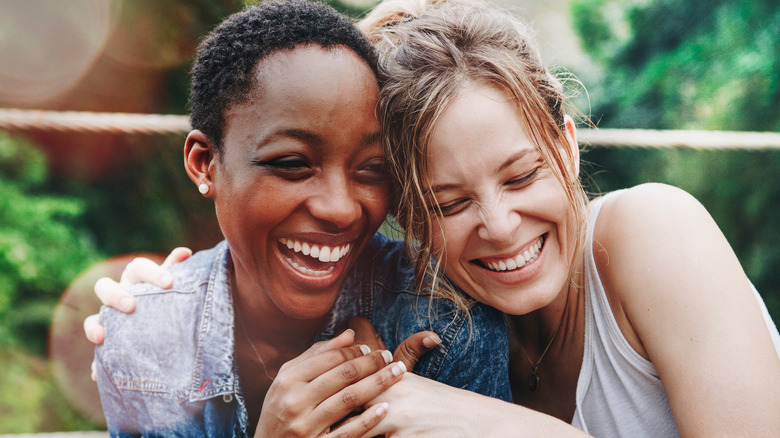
[
  {"xmin": 184, "ymin": 130, "xmax": 217, "ymax": 198},
  {"xmin": 563, "ymin": 115, "xmax": 580, "ymax": 178}
]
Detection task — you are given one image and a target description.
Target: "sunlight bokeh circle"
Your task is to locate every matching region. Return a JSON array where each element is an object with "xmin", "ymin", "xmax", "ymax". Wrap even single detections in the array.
[{"xmin": 48, "ymin": 252, "xmax": 165, "ymax": 426}]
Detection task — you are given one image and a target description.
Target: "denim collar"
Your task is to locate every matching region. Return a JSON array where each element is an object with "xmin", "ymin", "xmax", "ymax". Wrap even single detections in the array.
[{"xmin": 186, "ymin": 241, "xmax": 368, "ymax": 402}]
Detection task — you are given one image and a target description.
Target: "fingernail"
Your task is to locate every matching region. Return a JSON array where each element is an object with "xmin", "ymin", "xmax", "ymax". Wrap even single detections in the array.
[
  {"xmin": 381, "ymin": 350, "xmax": 393, "ymax": 364},
  {"xmin": 359, "ymin": 344, "xmax": 371, "ymax": 355},
  {"xmin": 159, "ymin": 273, "xmax": 173, "ymax": 287},
  {"xmin": 119, "ymin": 297, "xmax": 134, "ymax": 312},
  {"xmin": 375, "ymin": 402, "xmax": 389, "ymax": 417},
  {"xmin": 343, "ymin": 328, "xmax": 355, "ymax": 337},
  {"xmin": 423, "ymin": 333, "xmax": 442, "ymax": 348},
  {"xmin": 391, "ymin": 361, "xmax": 406, "ymax": 376}
]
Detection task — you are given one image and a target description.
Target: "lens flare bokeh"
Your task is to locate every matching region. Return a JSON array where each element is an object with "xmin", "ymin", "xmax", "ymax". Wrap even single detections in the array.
[
  {"xmin": 0, "ymin": 0, "xmax": 115, "ymax": 106},
  {"xmin": 48, "ymin": 252, "xmax": 165, "ymax": 426}
]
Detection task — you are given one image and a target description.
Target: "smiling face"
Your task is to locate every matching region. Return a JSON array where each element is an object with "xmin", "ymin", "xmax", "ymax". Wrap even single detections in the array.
[
  {"xmin": 209, "ymin": 46, "xmax": 389, "ymax": 320},
  {"xmin": 425, "ymin": 82, "xmax": 577, "ymax": 315}
]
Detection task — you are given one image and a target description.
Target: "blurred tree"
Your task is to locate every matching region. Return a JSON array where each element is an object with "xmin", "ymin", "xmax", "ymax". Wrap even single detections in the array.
[
  {"xmin": 0, "ymin": 132, "xmax": 102, "ymax": 352},
  {"xmin": 571, "ymin": 0, "xmax": 780, "ymax": 320}
]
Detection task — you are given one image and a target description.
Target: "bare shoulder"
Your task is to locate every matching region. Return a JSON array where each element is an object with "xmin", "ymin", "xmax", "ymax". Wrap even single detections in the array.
[
  {"xmin": 591, "ymin": 183, "xmax": 744, "ymax": 358},
  {"xmin": 591, "ymin": 188, "xmax": 780, "ymax": 437},
  {"xmin": 593, "ymin": 183, "xmax": 725, "ymax": 272},
  {"xmin": 595, "ymin": 183, "xmax": 708, "ymax": 237}
]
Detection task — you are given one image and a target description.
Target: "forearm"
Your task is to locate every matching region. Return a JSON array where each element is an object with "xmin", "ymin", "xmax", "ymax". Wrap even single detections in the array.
[
  {"xmin": 456, "ymin": 391, "xmax": 590, "ymax": 437},
  {"xmin": 368, "ymin": 374, "xmax": 590, "ymax": 437}
]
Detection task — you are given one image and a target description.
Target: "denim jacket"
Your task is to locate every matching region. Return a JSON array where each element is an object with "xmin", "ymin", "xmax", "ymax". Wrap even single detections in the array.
[{"xmin": 95, "ymin": 233, "xmax": 510, "ymax": 437}]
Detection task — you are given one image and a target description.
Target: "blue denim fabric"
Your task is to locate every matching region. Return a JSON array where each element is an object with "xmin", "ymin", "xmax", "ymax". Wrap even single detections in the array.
[{"xmin": 95, "ymin": 234, "xmax": 510, "ymax": 437}]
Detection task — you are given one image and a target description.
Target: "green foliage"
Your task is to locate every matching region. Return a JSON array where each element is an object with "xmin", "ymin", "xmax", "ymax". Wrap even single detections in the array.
[
  {"xmin": 0, "ymin": 345, "xmax": 98, "ymax": 433},
  {"xmin": 0, "ymin": 133, "xmax": 102, "ymax": 351},
  {"xmin": 572, "ymin": 0, "xmax": 780, "ymax": 130},
  {"xmin": 572, "ymin": 0, "xmax": 780, "ymax": 321},
  {"xmin": 64, "ymin": 135, "xmax": 222, "ymax": 256}
]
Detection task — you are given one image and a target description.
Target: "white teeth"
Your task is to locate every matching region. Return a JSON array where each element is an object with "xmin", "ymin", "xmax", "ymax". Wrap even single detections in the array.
[
  {"xmin": 285, "ymin": 257, "xmax": 335, "ymax": 276},
  {"xmin": 318, "ymin": 247, "xmax": 330, "ymax": 262},
  {"xmin": 482, "ymin": 236, "xmax": 545, "ymax": 272},
  {"xmin": 278, "ymin": 238, "xmax": 352, "ymax": 265}
]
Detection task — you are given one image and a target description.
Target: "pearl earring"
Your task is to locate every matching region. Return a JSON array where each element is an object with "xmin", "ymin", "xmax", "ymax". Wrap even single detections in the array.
[{"xmin": 198, "ymin": 183, "xmax": 209, "ymax": 194}]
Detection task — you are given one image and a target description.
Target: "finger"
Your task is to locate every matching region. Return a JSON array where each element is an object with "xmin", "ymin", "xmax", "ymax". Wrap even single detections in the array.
[
  {"xmin": 348, "ymin": 316, "xmax": 386, "ymax": 351},
  {"xmin": 327, "ymin": 402, "xmax": 389, "ymax": 438},
  {"xmin": 83, "ymin": 314, "xmax": 105, "ymax": 345},
  {"xmin": 120, "ymin": 257, "xmax": 172, "ymax": 289},
  {"xmin": 283, "ymin": 329, "xmax": 356, "ymax": 369},
  {"xmin": 94, "ymin": 277, "xmax": 136, "ymax": 313},
  {"xmin": 313, "ymin": 360, "xmax": 406, "ymax": 426},
  {"xmin": 393, "ymin": 331, "xmax": 442, "ymax": 371},
  {"xmin": 161, "ymin": 247, "xmax": 192, "ymax": 268},
  {"xmin": 284, "ymin": 343, "xmax": 373, "ymax": 383},
  {"xmin": 311, "ymin": 350, "xmax": 393, "ymax": 400},
  {"xmin": 91, "ymin": 360, "xmax": 97, "ymax": 382}
]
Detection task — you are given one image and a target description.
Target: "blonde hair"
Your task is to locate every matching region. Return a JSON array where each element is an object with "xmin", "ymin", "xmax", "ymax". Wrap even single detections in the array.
[{"xmin": 360, "ymin": 0, "xmax": 588, "ymax": 311}]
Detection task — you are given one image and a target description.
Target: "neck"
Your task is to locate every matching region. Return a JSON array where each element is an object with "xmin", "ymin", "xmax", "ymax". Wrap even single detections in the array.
[
  {"xmin": 509, "ymin": 279, "xmax": 582, "ymax": 358},
  {"xmin": 230, "ymin": 259, "xmax": 325, "ymax": 356}
]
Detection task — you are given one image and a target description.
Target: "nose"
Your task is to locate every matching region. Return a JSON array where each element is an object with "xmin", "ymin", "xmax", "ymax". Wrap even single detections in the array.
[
  {"xmin": 307, "ymin": 173, "xmax": 363, "ymax": 229},
  {"xmin": 477, "ymin": 198, "xmax": 521, "ymax": 243}
]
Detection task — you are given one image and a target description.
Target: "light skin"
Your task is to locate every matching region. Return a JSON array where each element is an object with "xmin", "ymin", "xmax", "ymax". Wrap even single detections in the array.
[{"xmin": 361, "ymin": 82, "xmax": 780, "ymax": 437}]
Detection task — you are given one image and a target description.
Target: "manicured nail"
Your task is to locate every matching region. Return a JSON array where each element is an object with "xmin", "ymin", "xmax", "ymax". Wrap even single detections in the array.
[
  {"xmin": 381, "ymin": 350, "xmax": 393, "ymax": 364},
  {"xmin": 375, "ymin": 402, "xmax": 389, "ymax": 417},
  {"xmin": 423, "ymin": 333, "xmax": 442, "ymax": 348},
  {"xmin": 343, "ymin": 328, "xmax": 355, "ymax": 337},
  {"xmin": 391, "ymin": 361, "xmax": 406, "ymax": 376},
  {"xmin": 359, "ymin": 344, "xmax": 371, "ymax": 355},
  {"xmin": 119, "ymin": 297, "xmax": 134, "ymax": 312}
]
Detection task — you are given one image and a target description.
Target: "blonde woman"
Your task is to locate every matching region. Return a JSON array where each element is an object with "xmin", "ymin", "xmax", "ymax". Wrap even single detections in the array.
[{"xmin": 350, "ymin": 0, "xmax": 780, "ymax": 436}]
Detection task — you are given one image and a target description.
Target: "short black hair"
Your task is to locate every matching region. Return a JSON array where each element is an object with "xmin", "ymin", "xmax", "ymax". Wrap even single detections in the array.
[{"xmin": 189, "ymin": 0, "xmax": 378, "ymax": 150}]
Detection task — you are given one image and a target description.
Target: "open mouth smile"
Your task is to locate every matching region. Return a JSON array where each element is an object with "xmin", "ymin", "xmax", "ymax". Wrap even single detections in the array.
[
  {"xmin": 475, "ymin": 234, "xmax": 546, "ymax": 272},
  {"xmin": 278, "ymin": 238, "xmax": 352, "ymax": 277}
]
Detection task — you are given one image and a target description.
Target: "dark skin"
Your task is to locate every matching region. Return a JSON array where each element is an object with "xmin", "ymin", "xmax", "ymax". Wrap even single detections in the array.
[{"xmin": 182, "ymin": 46, "xmax": 442, "ymax": 436}]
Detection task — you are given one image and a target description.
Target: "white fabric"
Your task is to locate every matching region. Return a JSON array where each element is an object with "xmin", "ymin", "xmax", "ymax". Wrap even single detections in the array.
[{"xmin": 570, "ymin": 192, "xmax": 780, "ymax": 437}]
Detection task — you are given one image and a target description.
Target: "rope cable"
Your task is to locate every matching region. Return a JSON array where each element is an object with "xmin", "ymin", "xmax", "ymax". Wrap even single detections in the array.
[{"xmin": 2, "ymin": 108, "xmax": 780, "ymax": 149}]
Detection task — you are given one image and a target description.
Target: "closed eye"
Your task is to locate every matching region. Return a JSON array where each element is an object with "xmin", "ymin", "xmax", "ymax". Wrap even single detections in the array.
[
  {"xmin": 356, "ymin": 157, "xmax": 389, "ymax": 184},
  {"xmin": 252, "ymin": 156, "xmax": 313, "ymax": 180},
  {"xmin": 506, "ymin": 168, "xmax": 539, "ymax": 187},
  {"xmin": 431, "ymin": 198, "xmax": 470, "ymax": 216}
]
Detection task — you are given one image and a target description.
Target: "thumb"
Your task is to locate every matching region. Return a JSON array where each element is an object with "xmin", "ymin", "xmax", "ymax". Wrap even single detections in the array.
[
  {"xmin": 394, "ymin": 331, "xmax": 442, "ymax": 371},
  {"xmin": 348, "ymin": 316, "xmax": 386, "ymax": 351}
]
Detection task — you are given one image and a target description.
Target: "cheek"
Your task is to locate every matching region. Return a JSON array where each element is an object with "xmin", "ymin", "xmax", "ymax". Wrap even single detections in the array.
[
  {"xmin": 362, "ymin": 184, "xmax": 392, "ymax": 227},
  {"xmin": 432, "ymin": 216, "xmax": 470, "ymax": 266}
]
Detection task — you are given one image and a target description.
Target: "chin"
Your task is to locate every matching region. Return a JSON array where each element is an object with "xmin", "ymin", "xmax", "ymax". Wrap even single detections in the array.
[{"xmin": 278, "ymin": 292, "xmax": 341, "ymax": 321}]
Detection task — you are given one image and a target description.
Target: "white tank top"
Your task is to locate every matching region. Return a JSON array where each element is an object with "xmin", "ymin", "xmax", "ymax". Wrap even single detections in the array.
[{"xmin": 570, "ymin": 192, "xmax": 780, "ymax": 437}]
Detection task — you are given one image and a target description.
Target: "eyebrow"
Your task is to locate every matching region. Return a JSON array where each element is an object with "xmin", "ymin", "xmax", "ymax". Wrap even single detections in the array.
[
  {"xmin": 258, "ymin": 129, "xmax": 382, "ymax": 149},
  {"xmin": 427, "ymin": 148, "xmax": 533, "ymax": 194}
]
